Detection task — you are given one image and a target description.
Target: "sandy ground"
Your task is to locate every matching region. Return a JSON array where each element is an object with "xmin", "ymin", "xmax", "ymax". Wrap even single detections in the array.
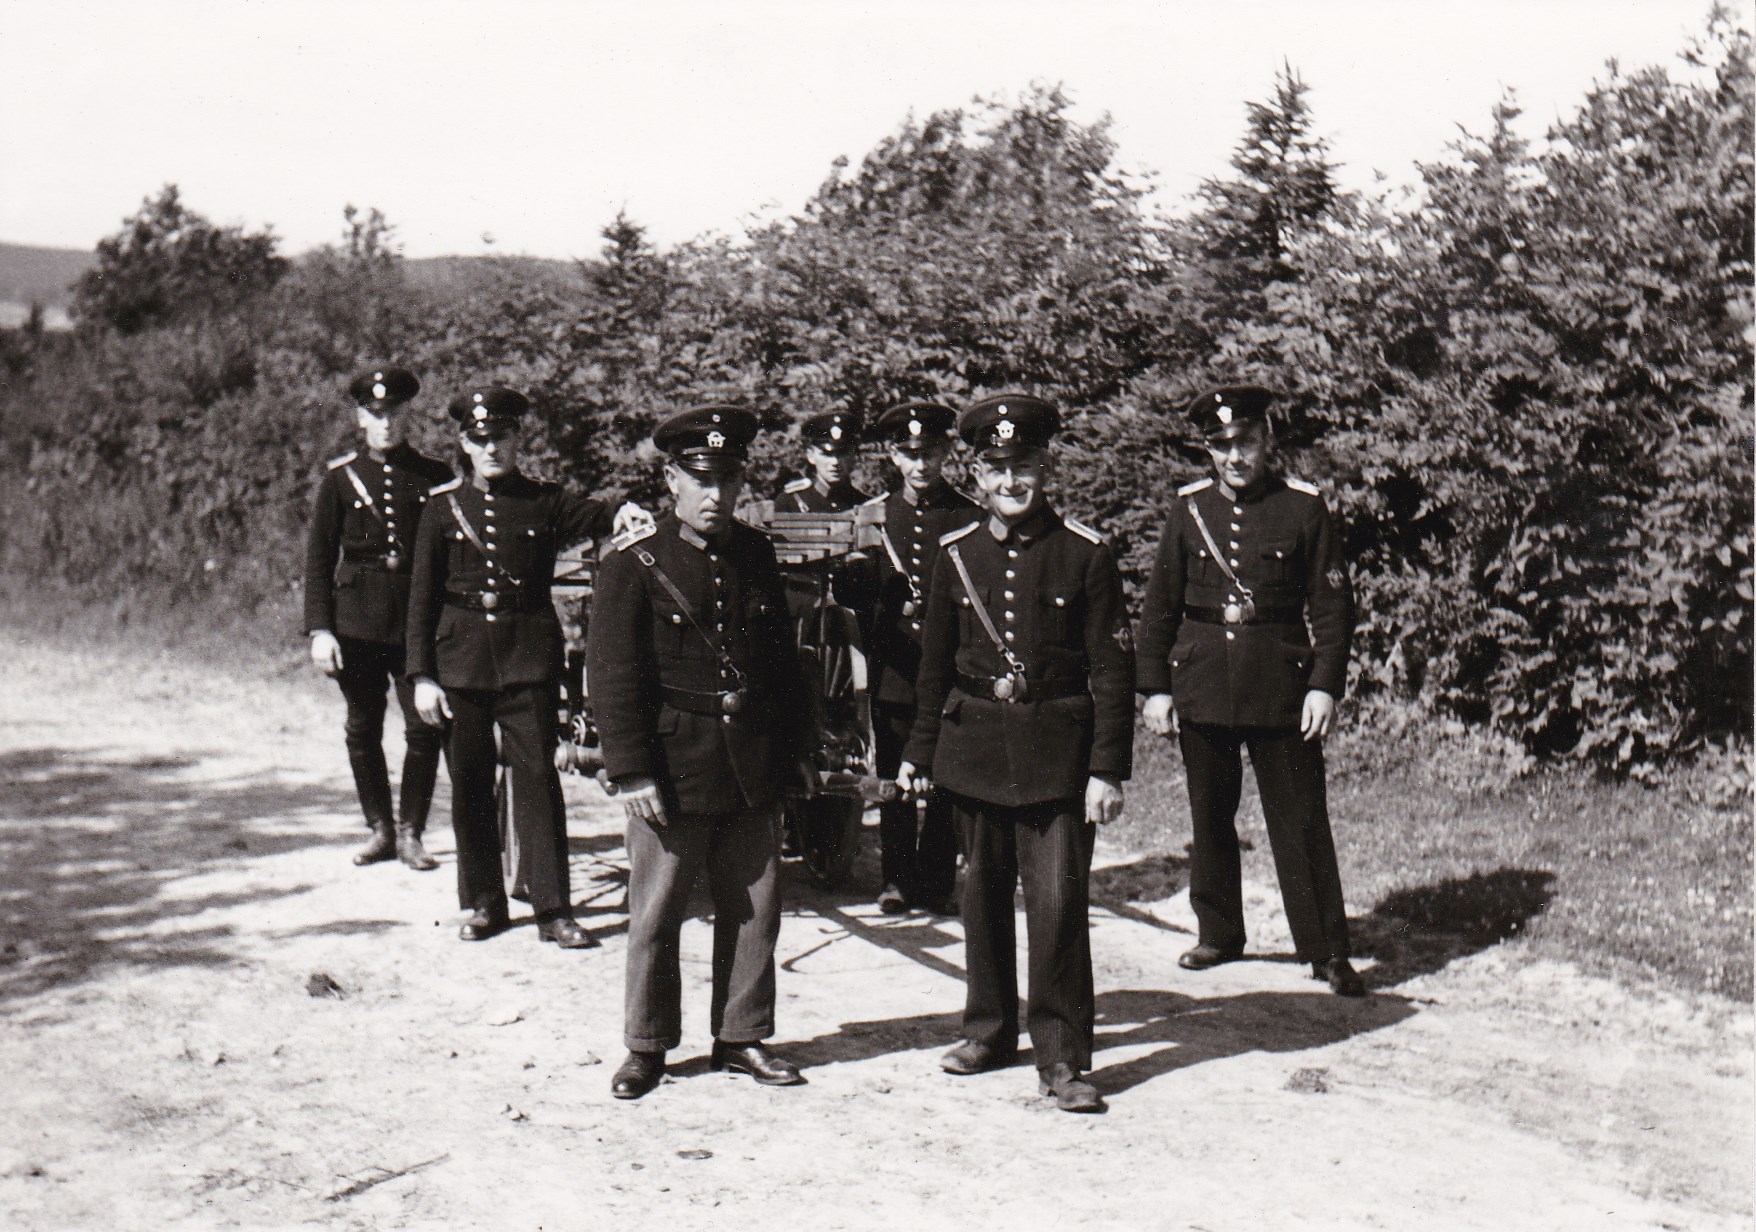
[{"xmin": 0, "ymin": 627, "xmax": 1751, "ymax": 1232}]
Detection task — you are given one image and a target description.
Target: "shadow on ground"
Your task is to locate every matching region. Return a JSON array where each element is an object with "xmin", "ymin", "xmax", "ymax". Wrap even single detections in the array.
[
  {"xmin": 0, "ymin": 746, "xmax": 358, "ymax": 1009},
  {"xmin": 773, "ymin": 852, "xmax": 1556, "ymax": 1101}
]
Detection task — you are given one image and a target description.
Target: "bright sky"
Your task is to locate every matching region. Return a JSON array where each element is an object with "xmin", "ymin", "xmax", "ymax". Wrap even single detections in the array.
[{"xmin": 0, "ymin": 0, "xmax": 1731, "ymax": 259}]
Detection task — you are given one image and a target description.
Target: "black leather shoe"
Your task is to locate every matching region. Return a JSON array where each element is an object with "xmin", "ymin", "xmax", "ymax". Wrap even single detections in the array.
[
  {"xmin": 537, "ymin": 917, "xmax": 599, "ymax": 949},
  {"xmin": 352, "ymin": 823, "xmax": 397, "ymax": 866},
  {"xmin": 877, "ymin": 884, "xmax": 909, "ymax": 915},
  {"xmin": 395, "ymin": 826, "xmax": 439, "ymax": 871},
  {"xmin": 940, "ymin": 1039, "xmax": 1017, "ymax": 1075},
  {"xmin": 457, "ymin": 908, "xmax": 508, "ymax": 942},
  {"xmin": 1178, "ymin": 943, "xmax": 1243, "ymax": 971},
  {"xmin": 1314, "ymin": 956, "xmax": 1367, "ymax": 996},
  {"xmin": 710, "ymin": 1041, "xmax": 806, "ymax": 1086},
  {"xmin": 611, "ymin": 1050, "xmax": 666, "ymax": 1100},
  {"xmin": 1038, "ymin": 1062, "xmax": 1106, "ymax": 1113}
]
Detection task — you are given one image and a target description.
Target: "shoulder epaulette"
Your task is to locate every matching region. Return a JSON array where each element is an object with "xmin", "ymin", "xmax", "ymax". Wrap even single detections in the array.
[
  {"xmin": 429, "ymin": 477, "xmax": 463, "ymax": 496},
  {"xmin": 1064, "ymin": 517, "xmax": 1103, "ymax": 545},
  {"xmin": 939, "ymin": 520, "xmax": 980, "ymax": 546},
  {"xmin": 1285, "ymin": 477, "xmax": 1321, "ymax": 496},
  {"xmin": 783, "ymin": 477, "xmax": 812, "ymax": 494},
  {"xmin": 609, "ymin": 523, "xmax": 657, "ymax": 552},
  {"xmin": 1176, "ymin": 477, "xmax": 1213, "ymax": 496},
  {"xmin": 326, "ymin": 451, "xmax": 358, "ymax": 471}
]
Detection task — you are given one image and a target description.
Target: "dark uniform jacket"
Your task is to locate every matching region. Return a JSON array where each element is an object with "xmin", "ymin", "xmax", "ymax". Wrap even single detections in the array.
[
  {"xmin": 303, "ymin": 444, "xmax": 452, "ymax": 644},
  {"xmin": 1136, "ymin": 475, "xmax": 1353, "ymax": 728},
  {"xmin": 905, "ymin": 506, "xmax": 1135, "ymax": 807},
  {"xmin": 586, "ymin": 514, "xmax": 807, "ymax": 815},
  {"xmin": 783, "ymin": 476, "xmax": 869, "ymax": 512},
  {"xmin": 405, "ymin": 472, "xmax": 614, "ymax": 691},
  {"xmin": 865, "ymin": 481, "xmax": 980, "ymax": 705}
]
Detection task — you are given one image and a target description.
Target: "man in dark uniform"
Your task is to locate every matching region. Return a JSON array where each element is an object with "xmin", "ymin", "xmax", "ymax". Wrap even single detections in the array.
[
  {"xmin": 304, "ymin": 366, "xmax": 452, "ymax": 870},
  {"xmin": 782, "ymin": 409, "xmax": 870, "ymax": 511},
  {"xmin": 863, "ymin": 400, "xmax": 979, "ymax": 916},
  {"xmin": 897, "ymin": 393, "xmax": 1133, "ymax": 1114},
  {"xmin": 407, "ymin": 386, "xmax": 644, "ymax": 949},
  {"xmin": 1137, "ymin": 384, "xmax": 1365, "ymax": 996},
  {"xmin": 778, "ymin": 409, "xmax": 869, "ymax": 868},
  {"xmin": 587, "ymin": 406, "xmax": 810, "ymax": 1100}
]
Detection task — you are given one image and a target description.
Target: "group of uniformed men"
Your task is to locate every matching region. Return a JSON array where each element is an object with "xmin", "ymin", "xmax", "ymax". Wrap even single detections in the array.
[{"xmin": 303, "ymin": 365, "xmax": 1366, "ymax": 1116}]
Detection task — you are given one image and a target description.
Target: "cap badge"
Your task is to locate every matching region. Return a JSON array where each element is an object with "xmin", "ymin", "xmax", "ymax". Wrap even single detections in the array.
[
  {"xmin": 473, "ymin": 405, "xmax": 489, "ymax": 422},
  {"xmin": 711, "ymin": 413, "xmax": 721, "ymax": 423},
  {"xmin": 1217, "ymin": 404, "xmax": 1234, "ymax": 425},
  {"xmin": 707, "ymin": 430, "xmax": 726, "ymax": 449},
  {"xmin": 373, "ymin": 371, "xmax": 384, "ymax": 381},
  {"xmin": 473, "ymin": 392, "xmax": 485, "ymax": 403},
  {"xmin": 996, "ymin": 418, "xmax": 1015, "ymax": 441},
  {"xmin": 830, "ymin": 424, "xmax": 843, "ymax": 441},
  {"xmin": 908, "ymin": 419, "xmax": 922, "ymax": 437},
  {"xmin": 372, "ymin": 382, "xmax": 388, "ymax": 400}
]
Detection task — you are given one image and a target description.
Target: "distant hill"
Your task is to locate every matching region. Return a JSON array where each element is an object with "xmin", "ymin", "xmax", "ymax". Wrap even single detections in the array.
[
  {"xmin": 0, "ymin": 242, "xmax": 92, "ymax": 312},
  {"xmin": 0, "ymin": 241, "xmax": 579, "ymax": 331}
]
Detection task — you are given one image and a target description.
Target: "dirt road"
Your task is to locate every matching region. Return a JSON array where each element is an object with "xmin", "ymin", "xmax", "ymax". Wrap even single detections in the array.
[{"xmin": 1, "ymin": 628, "xmax": 1750, "ymax": 1231}]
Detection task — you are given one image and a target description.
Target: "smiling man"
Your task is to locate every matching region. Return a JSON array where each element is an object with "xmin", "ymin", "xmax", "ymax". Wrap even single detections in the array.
[
  {"xmin": 898, "ymin": 392, "xmax": 1134, "ymax": 1114},
  {"xmin": 406, "ymin": 386, "xmax": 647, "ymax": 950},
  {"xmin": 1137, "ymin": 384, "xmax": 1365, "ymax": 996}
]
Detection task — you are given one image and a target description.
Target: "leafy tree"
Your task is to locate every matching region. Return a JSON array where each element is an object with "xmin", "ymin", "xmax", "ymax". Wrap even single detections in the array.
[{"xmin": 72, "ymin": 184, "xmax": 289, "ymax": 334}]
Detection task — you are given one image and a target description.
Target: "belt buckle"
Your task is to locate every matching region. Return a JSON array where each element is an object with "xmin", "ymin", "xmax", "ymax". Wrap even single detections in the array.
[
  {"xmin": 1222, "ymin": 602, "xmax": 1243, "ymax": 625},
  {"xmin": 901, "ymin": 599, "xmax": 918, "ymax": 617},
  {"xmin": 992, "ymin": 673, "xmax": 1027, "ymax": 703},
  {"xmin": 720, "ymin": 689, "xmax": 745, "ymax": 715},
  {"xmin": 481, "ymin": 591, "xmax": 499, "ymax": 611},
  {"xmin": 383, "ymin": 552, "xmax": 401, "ymax": 572}
]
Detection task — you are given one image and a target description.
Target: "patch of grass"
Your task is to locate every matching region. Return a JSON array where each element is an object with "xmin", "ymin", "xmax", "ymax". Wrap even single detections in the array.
[{"xmin": 1119, "ymin": 706, "xmax": 1752, "ymax": 1002}]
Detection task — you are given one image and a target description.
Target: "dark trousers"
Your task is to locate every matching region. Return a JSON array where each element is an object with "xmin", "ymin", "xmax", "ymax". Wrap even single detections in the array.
[
  {"xmin": 335, "ymin": 637, "xmax": 442, "ymax": 832},
  {"xmin": 624, "ymin": 805, "xmax": 782, "ymax": 1053},
  {"xmin": 954, "ymin": 793, "xmax": 1096, "ymax": 1071},
  {"xmin": 872, "ymin": 700, "xmax": 957, "ymax": 902},
  {"xmin": 1178, "ymin": 723, "xmax": 1351, "ymax": 963},
  {"xmin": 445, "ymin": 682, "xmax": 570, "ymax": 919}
]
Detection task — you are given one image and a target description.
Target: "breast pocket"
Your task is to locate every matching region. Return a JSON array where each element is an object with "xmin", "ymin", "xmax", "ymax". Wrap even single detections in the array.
[
  {"xmin": 1259, "ymin": 536, "xmax": 1301, "ymax": 584},
  {"xmin": 653, "ymin": 598, "xmax": 706, "ymax": 658},
  {"xmin": 1037, "ymin": 588, "xmax": 1077, "ymax": 643}
]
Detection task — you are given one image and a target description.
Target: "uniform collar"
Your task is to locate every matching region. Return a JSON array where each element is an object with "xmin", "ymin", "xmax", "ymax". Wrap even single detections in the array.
[
  {"xmin": 901, "ymin": 477, "xmax": 956, "ymax": 509},
  {"xmin": 986, "ymin": 504, "xmax": 1057, "ymax": 545},
  {"xmin": 673, "ymin": 514, "xmax": 729, "ymax": 552},
  {"xmin": 470, "ymin": 468, "xmax": 526, "ymax": 494},
  {"xmin": 1216, "ymin": 473, "xmax": 1284, "ymax": 505}
]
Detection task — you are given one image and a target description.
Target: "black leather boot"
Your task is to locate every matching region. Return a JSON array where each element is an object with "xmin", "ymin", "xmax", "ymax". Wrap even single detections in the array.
[
  {"xmin": 396, "ymin": 823, "xmax": 439, "ymax": 871},
  {"xmin": 352, "ymin": 820, "xmax": 397, "ymax": 866}
]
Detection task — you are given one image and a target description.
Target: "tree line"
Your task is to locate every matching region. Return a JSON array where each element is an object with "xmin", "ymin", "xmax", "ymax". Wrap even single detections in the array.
[{"xmin": 0, "ymin": 14, "xmax": 1748, "ymax": 775}]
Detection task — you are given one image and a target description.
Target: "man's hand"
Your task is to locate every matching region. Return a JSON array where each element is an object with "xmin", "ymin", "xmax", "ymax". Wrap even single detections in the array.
[
  {"xmin": 896, "ymin": 760, "xmax": 931, "ymax": 798},
  {"xmin": 613, "ymin": 502, "xmax": 656, "ymax": 538},
  {"xmin": 1300, "ymin": 689, "xmax": 1336, "ymax": 742},
  {"xmin": 309, "ymin": 630, "xmax": 344, "ymax": 677},
  {"xmin": 617, "ymin": 775, "xmax": 668, "ymax": 829},
  {"xmin": 1142, "ymin": 692, "xmax": 1175, "ymax": 737},
  {"xmin": 1085, "ymin": 775, "xmax": 1124, "ymax": 825},
  {"xmin": 413, "ymin": 677, "xmax": 452, "ymax": 728}
]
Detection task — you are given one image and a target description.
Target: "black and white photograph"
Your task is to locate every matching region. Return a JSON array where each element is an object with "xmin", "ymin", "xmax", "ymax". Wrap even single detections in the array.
[{"xmin": 0, "ymin": 1, "xmax": 1750, "ymax": 1228}]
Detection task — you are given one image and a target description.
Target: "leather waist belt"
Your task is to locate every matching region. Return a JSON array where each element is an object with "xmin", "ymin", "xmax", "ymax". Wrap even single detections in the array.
[
  {"xmin": 956, "ymin": 673, "xmax": 1088, "ymax": 702},
  {"xmin": 660, "ymin": 683, "xmax": 753, "ymax": 716},
  {"xmin": 444, "ymin": 588, "xmax": 550, "ymax": 613},
  {"xmin": 342, "ymin": 549, "xmax": 406, "ymax": 571},
  {"xmin": 1184, "ymin": 604, "xmax": 1304, "ymax": 626}
]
